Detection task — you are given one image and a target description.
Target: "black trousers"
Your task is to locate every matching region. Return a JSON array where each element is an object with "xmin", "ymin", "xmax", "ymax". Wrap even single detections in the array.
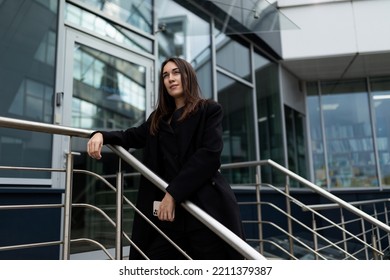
[{"xmin": 143, "ymin": 226, "xmax": 234, "ymax": 260}]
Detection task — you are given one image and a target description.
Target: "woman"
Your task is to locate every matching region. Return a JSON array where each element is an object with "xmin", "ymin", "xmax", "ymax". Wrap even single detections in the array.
[{"xmin": 87, "ymin": 57, "xmax": 244, "ymax": 259}]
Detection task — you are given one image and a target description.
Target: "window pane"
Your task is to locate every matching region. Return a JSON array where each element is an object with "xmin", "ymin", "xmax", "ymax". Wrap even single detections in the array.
[
  {"xmin": 307, "ymin": 82, "xmax": 327, "ymax": 187},
  {"xmin": 72, "ymin": 44, "xmax": 146, "ymax": 130},
  {"xmin": 216, "ymin": 33, "xmax": 251, "ymax": 82},
  {"xmin": 0, "ymin": 0, "xmax": 58, "ymax": 179},
  {"xmin": 76, "ymin": 0, "xmax": 153, "ymax": 34},
  {"xmin": 156, "ymin": 0, "xmax": 213, "ymax": 99},
  {"xmin": 371, "ymin": 77, "xmax": 390, "ymax": 186},
  {"xmin": 65, "ymin": 3, "xmax": 153, "ymax": 54},
  {"xmin": 285, "ymin": 105, "xmax": 307, "ymax": 188},
  {"xmin": 71, "ymin": 44, "xmax": 147, "ymax": 253},
  {"xmin": 218, "ymin": 73, "xmax": 256, "ymax": 184},
  {"xmin": 254, "ymin": 52, "xmax": 284, "ymax": 185},
  {"xmin": 321, "ymin": 80, "xmax": 378, "ymax": 187}
]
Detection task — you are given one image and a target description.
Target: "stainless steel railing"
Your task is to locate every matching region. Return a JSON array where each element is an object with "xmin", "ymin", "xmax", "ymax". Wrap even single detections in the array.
[
  {"xmin": 3, "ymin": 115, "xmax": 388, "ymax": 259},
  {"xmin": 220, "ymin": 160, "xmax": 390, "ymax": 259},
  {"xmin": 304, "ymin": 198, "xmax": 390, "ymax": 259},
  {"xmin": 221, "ymin": 160, "xmax": 390, "ymax": 233},
  {"xmin": 0, "ymin": 116, "xmax": 265, "ymax": 260}
]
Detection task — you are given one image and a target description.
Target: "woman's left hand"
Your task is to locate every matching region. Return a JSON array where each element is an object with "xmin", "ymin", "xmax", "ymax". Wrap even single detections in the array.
[{"xmin": 158, "ymin": 192, "xmax": 176, "ymax": 222}]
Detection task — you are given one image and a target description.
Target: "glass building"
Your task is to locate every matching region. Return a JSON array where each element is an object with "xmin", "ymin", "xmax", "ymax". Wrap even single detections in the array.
[{"xmin": 0, "ymin": 0, "xmax": 389, "ymax": 259}]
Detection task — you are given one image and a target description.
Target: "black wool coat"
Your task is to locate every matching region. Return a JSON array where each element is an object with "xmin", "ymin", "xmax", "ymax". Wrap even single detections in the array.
[{"xmin": 99, "ymin": 100, "xmax": 244, "ymax": 259}]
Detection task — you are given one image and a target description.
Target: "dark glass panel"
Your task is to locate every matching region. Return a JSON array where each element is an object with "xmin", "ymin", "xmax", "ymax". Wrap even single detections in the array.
[
  {"xmin": 217, "ymin": 73, "xmax": 256, "ymax": 184},
  {"xmin": 0, "ymin": 0, "xmax": 58, "ymax": 179}
]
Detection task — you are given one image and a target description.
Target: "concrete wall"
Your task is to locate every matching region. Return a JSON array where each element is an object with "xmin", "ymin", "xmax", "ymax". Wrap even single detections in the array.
[{"xmin": 278, "ymin": 0, "xmax": 390, "ymax": 59}]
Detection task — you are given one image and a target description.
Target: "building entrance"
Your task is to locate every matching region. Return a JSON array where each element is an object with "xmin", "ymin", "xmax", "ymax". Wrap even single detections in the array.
[{"xmin": 57, "ymin": 28, "xmax": 155, "ymax": 257}]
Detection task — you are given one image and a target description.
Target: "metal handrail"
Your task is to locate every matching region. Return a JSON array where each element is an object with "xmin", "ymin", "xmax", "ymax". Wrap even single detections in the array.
[
  {"xmin": 0, "ymin": 116, "xmax": 92, "ymax": 137},
  {"xmin": 74, "ymin": 170, "xmax": 193, "ymax": 260},
  {"xmin": 235, "ymin": 186, "xmax": 386, "ymax": 259},
  {"xmin": 0, "ymin": 241, "xmax": 63, "ymax": 252},
  {"xmin": 1, "ymin": 115, "xmax": 388, "ymax": 259},
  {"xmin": 265, "ymin": 182, "xmax": 384, "ymax": 255},
  {"xmin": 220, "ymin": 160, "xmax": 390, "ymax": 234},
  {"xmin": 71, "ymin": 238, "xmax": 114, "ymax": 260},
  {"xmin": 304, "ymin": 197, "xmax": 390, "ymax": 259},
  {"xmin": 0, "ymin": 116, "xmax": 265, "ymax": 260},
  {"xmin": 304, "ymin": 198, "xmax": 390, "ymax": 211},
  {"xmin": 220, "ymin": 161, "xmax": 390, "ymax": 259},
  {"xmin": 110, "ymin": 145, "xmax": 264, "ymax": 260},
  {"xmin": 0, "ymin": 165, "xmax": 191, "ymax": 260},
  {"xmin": 241, "ymin": 197, "xmax": 363, "ymax": 259}
]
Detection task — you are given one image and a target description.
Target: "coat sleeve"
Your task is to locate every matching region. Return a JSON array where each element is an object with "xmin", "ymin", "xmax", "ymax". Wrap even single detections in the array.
[
  {"xmin": 90, "ymin": 115, "xmax": 152, "ymax": 150},
  {"xmin": 166, "ymin": 102, "xmax": 225, "ymax": 203}
]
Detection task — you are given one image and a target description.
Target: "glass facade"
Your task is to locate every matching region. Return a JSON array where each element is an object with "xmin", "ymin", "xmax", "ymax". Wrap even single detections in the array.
[
  {"xmin": 323, "ymin": 80, "xmax": 376, "ymax": 188},
  {"xmin": 215, "ymin": 32, "xmax": 256, "ymax": 183},
  {"xmin": 216, "ymin": 33, "xmax": 252, "ymax": 82},
  {"xmin": 65, "ymin": 3, "xmax": 153, "ymax": 54},
  {"xmin": 76, "ymin": 0, "xmax": 154, "ymax": 34},
  {"xmin": 307, "ymin": 82, "xmax": 327, "ymax": 187},
  {"xmin": 1, "ymin": 3, "xmax": 388, "ymax": 187},
  {"xmin": 307, "ymin": 78, "xmax": 390, "ymax": 189},
  {"xmin": 217, "ymin": 72, "xmax": 256, "ymax": 184},
  {"xmin": 285, "ymin": 105, "xmax": 307, "ymax": 187},
  {"xmin": 0, "ymin": 0, "xmax": 58, "ymax": 179},
  {"xmin": 254, "ymin": 52, "xmax": 284, "ymax": 185},
  {"xmin": 371, "ymin": 77, "xmax": 390, "ymax": 186},
  {"xmin": 0, "ymin": 0, "xmax": 286, "ymax": 187},
  {"xmin": 156, "ymin": 0, "xmax": 213, "ymax": 99}
]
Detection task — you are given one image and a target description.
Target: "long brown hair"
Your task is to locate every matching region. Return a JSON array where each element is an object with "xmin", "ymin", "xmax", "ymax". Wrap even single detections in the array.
[{"xmin": 150, "ymin": 57, "xmax": 206, "ymax": 135}]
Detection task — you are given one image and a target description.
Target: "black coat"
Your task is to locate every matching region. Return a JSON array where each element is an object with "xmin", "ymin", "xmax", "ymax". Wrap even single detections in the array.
[{"xmin": 99, "ymin": 101, "xmax": 244, "ymax": 259}]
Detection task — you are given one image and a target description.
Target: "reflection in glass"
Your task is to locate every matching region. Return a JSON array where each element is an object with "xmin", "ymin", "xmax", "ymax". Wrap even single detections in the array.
[
  {"xmin": 216, "ymin": 33, "xmax": 251, "ymax": 82},
  {"xmin": 75, "ymin": 0, "xmax": 153, "ymax": 34},
  {"xmin": 217, "ymin": 73, "xmax": 256, "ymax": 184},
  {"xmin": 71, "ymin": 44, "xmax": 147, "ymax": 253},
  {"xmin": 307, "ymin": 82, "xmax": 327, "ymax": 187},
  {"xmin": 285, "ymin": 105, "xmax": 307, "ymax": 188},
  {"xmin": 72, "ymin": 44, "xmax": 146, "ymax": 130},
  {"xmin": 321, "ymin": 80, "xmax": 377, "ymax": 187},
  {"xmin": 371, "ymin": 77, "xmax": 390, "ymax": 186},
  {"xmin": 65, "ymin": 3, "xmax": 153, "ymax": 53},
  {"xmin": 155, "ymin": 0, "xmax": 213, "ymax": 99},
  {"xmin": 0, "ymin": 0, "xmax": 58, "ymax": 179},
  {"xmin": 254, "ymin": 52, "xmax": 284, "ymax": 185}
]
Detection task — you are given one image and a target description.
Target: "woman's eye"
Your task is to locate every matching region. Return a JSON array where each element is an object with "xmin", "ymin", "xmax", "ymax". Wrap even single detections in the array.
[{"xmin": 162, "ymin": 70, "xmax": 180, "ymax": 79}]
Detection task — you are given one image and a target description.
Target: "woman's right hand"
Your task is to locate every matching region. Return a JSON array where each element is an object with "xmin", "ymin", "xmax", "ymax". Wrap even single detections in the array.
[{"xmin": 87, "ymin": 132, "xmax": 103, "ymax": 160}]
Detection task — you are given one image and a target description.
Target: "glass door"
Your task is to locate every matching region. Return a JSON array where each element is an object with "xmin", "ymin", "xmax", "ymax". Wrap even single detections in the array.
[
  {"xmin": 62, "ymin": 29, "xmax": 154, "ymax": 131},
  {"xmin": 59, "ymin": 28, "xmax": 154, "ymax": 258}
]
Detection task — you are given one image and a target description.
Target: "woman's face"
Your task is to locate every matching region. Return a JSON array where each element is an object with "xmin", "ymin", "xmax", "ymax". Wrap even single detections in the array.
[{"xmin": 162, "ymin": 61, "xmax": 185, "ymax": 107}]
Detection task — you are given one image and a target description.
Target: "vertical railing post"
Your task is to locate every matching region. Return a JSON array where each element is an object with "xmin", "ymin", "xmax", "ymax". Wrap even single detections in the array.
[
  {"xmin": 115, "ymin": 159, "xmax": 123, "ymax": 260},
  {"xmin": 373, "ymin": 204, "xmax": 382, "ymax": 255},
  {"xmin": 255, "ymin": 173, "xmax": 263, "ymax": 255},
  {"xmin": 372, "ymin": 226, "xmax": 379, "ymax": 260},
  {"xmin": 63, "ymin": 149, "xmax": 76, "ymax": 260},
  {"xmin": 384, "ymin": 202, "xmax": 390, "ymax": 247},
  {"xmin": 360, "ymin": 209, "xmax": 369, "ymax": 259},
  {"xmin": 312, "ymin": 214, "xmax": 319, "ymax": 260},
  {"xmin": 340, "ymin": 208, "xmax": 348, "ymax": 258},
  {"xmin": 285, "ymin": 182, "xmax": 294, "ymax": 258}
]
